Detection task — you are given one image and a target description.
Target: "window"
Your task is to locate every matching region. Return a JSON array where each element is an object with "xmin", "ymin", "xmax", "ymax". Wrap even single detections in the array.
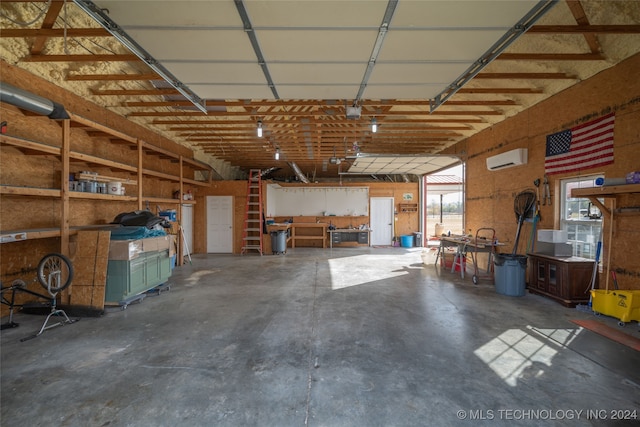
[{"xmin": 560, "ymin": 175, "xmax": 603, "ymax": 259}]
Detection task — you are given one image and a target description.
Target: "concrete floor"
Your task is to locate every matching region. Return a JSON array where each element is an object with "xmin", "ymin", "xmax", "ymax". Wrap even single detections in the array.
[{"xmin": 1, "ymin": 247, "xmax": 639, "ymax": 427}]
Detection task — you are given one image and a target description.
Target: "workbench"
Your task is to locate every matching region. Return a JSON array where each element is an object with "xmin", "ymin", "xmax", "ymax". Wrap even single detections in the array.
[
  {"xmin": 328, "ymin": 229, "xmax": 371, "ymax": 248},
  {"xmin": 291, "ymin": 223, "xmax": 327, "ymax": 248},
  {"xmin": 436, "ymin": 235, "xmax": 503, "ymax": 282}
]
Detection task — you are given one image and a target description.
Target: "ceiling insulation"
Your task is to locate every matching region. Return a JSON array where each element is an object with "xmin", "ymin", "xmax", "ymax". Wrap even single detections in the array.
[{"xmin": 1, "ymin": 0, "xmax": 640, "ymax": 180}]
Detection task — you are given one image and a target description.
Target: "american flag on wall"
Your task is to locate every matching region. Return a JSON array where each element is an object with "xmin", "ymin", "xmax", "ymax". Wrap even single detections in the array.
[{"xmin": 544, "ymin": 113, "xmax": 615, "ymax": 175}]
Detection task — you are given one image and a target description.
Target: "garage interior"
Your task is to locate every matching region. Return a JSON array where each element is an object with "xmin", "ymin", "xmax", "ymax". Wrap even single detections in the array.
[{"xmin": 1, "ymin": 1, "xmax": 640, "ymax": 426}]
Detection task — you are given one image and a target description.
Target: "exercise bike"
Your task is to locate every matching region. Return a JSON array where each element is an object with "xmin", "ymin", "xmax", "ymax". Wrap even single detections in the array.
[{"xmin": 1, "ymin": 253, "xmax": 77, "ymax": 341}]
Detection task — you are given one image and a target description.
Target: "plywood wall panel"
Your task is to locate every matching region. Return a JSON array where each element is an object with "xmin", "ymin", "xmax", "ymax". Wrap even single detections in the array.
[{"xmin": 444, "ymin": 53, "xmax": 640, "ymax": 289}]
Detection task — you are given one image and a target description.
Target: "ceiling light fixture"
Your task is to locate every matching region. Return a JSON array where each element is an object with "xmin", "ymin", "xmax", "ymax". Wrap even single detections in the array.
[
  {"xmin": 257, "ymin": 120, "xmax": 263, "ymax": 138},
  {"xmin": 275, "ymin": 148, "xmax": 280, "ymax": 160},
  {"xmin": 371, "ymin": 118, "xmax": 378, "ymax": 133}
]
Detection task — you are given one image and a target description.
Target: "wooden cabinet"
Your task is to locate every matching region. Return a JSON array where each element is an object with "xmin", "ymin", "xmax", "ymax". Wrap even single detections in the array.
[
  {"xmin": 528, "ymin": 253, "xmax": 596, "ymax": 307},
  {"xmin": 399, "ymin": 203, "xmax": 418, "ymax": 212},
  {"xmin": 105, "ymin": 250, "xmax": 171, "ymax": 304}
]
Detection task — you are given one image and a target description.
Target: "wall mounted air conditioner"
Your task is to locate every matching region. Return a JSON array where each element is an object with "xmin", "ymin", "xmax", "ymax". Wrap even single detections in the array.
[{"xmin": 486, "ymin": 148, "xmax": 528, "ymax": 171}]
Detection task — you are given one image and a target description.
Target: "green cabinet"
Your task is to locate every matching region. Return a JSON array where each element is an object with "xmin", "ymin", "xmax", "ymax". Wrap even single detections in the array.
[{"xmin": 105, "ymin": 250, "xmax": 171, "ymax": 303}]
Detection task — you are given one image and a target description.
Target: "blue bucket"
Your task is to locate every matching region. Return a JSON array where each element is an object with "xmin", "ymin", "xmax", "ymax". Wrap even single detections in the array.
[{"xmin": 400, "ymin": 235, "xmax": 414, "ymax": 247}]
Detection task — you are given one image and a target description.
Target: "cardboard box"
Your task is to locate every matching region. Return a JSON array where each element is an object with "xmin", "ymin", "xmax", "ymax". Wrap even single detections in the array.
[
  {"xmin": 537, "ymin": 229, "xmax": 568, "ymax": 243},
  {"xmin": 109, "ymin": 239, "xmax": 143, "ymax": 260},
  {"xmin": 535, "ymin": 241, "xmax": 573, "ymax": 256},
  {"xmin": 108, "ymin": 235, "xmax": 171, "ymax": 260},
  {"xmin": 142, "ymin": 235, "xmax": 171, "ymax": 253}
]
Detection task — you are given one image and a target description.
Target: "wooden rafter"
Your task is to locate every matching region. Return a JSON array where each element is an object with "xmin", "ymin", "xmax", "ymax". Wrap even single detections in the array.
[
  {"xmin": 127, "ymin": 110, "xmax": 503, "ymax": 117},
  {"xmin": 30, "ymin": 0, "xmax": 63, "ymax": 55},
  {"xmin": 3, "ymin": 28, "xmax": 111, "ymax": 38},
  {"xmin": 526, "ymin": 25, "xmax": 640, "ymax": 34},
  {"xmin": 22, "ymin": 54, "xmax": 139, "ymax": 62},
  {"xmin": 67, "ymin": 73, "xmax": 161, "ymax": 81},
  {"xmin": 566, "ymin": 0, "xmax": 602, "ymax": 54}
]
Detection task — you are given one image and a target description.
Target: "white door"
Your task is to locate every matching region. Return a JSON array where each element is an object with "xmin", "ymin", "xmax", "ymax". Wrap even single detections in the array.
[
  {"xmin": 181, "ymin": 204, "xmax": 194, "ymax": 256},
  {"xmin": 206, "ymin": 196, "xmax": 233, "ymax": 253},
  {"xmin": 370, "ymin": 197, "xmax": 394, "ymax": 246}
]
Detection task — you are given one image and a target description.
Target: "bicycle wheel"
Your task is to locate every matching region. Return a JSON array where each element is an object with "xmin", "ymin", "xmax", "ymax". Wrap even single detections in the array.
[{"xmin": 37, "ymin": 253, "xmax": 74, "ymax": 292}]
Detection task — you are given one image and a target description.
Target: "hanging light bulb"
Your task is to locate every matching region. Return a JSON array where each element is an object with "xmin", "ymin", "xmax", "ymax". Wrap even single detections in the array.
[
  {"xmin": 257, "ymin": 120, "xmax": 263, "ymax": 137},
  {"xmin": 275, "ymin": 148, "xmax": 280, "ymax": 160},
  {"xmin": 371, "ymin": 117, "xmax": 378, "ymax": 133}
]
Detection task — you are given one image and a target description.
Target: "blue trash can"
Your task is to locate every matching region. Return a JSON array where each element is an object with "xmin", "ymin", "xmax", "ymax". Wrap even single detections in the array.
[
  {"xmin": 493, "ymin": 254, "xmax": 528, "ymax": 296},
  {"xmin": 400, "ymin": 235, "xmax": 414, "ymax": 248}
]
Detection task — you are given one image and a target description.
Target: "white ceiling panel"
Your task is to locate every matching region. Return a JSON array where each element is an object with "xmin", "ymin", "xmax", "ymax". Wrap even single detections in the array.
[
  {"xmin": 391, "ymin": 0, "xmax": 540, "ymax": 27},
  {"xmin": 188, "ymin": 85, "xmax": 275, "ymax": 100},
  {"xmin": 124, "ymin": 29, "xmax": 255, "ymax": 61},
  {"xmin": 245, "ymin": 0, "xmax": 386, "ymax": 28},
  {"xmin": 163, "ymin": 63, "xmax": 266, "ymax": 85},
  {"xmin": 269, "ymin": 63, "xmax": 366, "ymax": 85},
  {"xmin": 93, "ymin": 1, "xmax": 243, "ymax": 26},
  {"xmin": 362, "ymin": 84, "xmax": 446, "ymax": 100},
  {"xmin": 257, "ymin": 30, "xmax": 378, "ymax": 62},
  {"xmin": 276, "ymin": 85, "xmax": 362, "ymax": 100},
  {"xmin": 368, "ymin": 63, "xmax": 471, "ymax": 85},
  {"xmin": 379, "ymin": 30, "xmax": 510, "ymax": 62},
  {"xmin": 90, "ymin": 0, "xmax": 554, "ymax": 104}
]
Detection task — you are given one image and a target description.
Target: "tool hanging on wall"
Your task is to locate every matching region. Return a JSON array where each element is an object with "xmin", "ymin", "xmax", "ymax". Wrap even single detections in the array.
[
  {"xmin": 528, "ymin": 179, "xmax": 542, "ymax": 253},
  {"xmin": 542, "ymin": 175, "xmax": 551, "ymax": 205}
]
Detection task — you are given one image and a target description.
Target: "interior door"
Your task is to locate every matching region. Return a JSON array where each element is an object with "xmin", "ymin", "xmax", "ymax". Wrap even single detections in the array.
[
  {"xmin": 206, "ymin": 196, "xmax": 233, "ymax": 253},
  {"xmin": 370, "ymin": 197, "xmax": 394, "ymax": 246}
]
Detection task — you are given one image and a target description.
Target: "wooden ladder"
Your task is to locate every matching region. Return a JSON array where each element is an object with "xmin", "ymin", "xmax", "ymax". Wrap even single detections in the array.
[{"xmin": 241, "ymin": 169, "xmax": 263, "ymax": 255}]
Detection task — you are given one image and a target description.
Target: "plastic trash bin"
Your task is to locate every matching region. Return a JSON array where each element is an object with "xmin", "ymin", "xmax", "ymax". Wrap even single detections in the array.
[
  {"xmin": 413, "ymin": 232, "xmax": 423, "ymax": 247},
  {"xmin": 493, "ymin": 254, "xmax": 527, "ymax": 296},
  {"xmin": 270, "ymin": 230, "xmax": 287, "ymax": 254},
  {"xmin": 400, "ymin": 235, "xmax": 414, "ymax": 248}
]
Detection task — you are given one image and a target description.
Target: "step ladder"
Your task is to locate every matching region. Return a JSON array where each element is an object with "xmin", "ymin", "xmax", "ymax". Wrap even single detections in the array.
[{"xmin": 241, "ymin": 169, "xmax": 263, "ymax": 255}]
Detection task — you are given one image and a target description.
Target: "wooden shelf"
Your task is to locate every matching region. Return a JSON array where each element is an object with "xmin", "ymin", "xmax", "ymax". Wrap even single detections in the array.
[
  {"xmin": 399, "ymin": 203, "xmax": 418, "ymax": 213},
  {"xmin": 571, "ymin": 184, "xmax": 640, "ymax": 198},
  {"xmin": 1, "ymin": 134, "xmax": 61, "ymax": 156},
  {"xmin": 70, "ymin": 153, "xmax": 137, "ymax": 174},
  {"xmin": 1, "ymin": 185, "xmax": 60, "ymax": 198},
  {"xmin": 69, "ymin": 192, "xmax": 137, "ymax": 202},
  {"xmin": 291, "ymin": 223, "xmax": 327, "ymax": 248},
  {"xmin": 2, "ymin": 113, "xmax": 210, "ymax": 261},
  {"xmin": 571, "ymin": 184, "xmax": 640, "ymax": 217},
  {"xmin": 1, "ymin": 228, "xmax": 65, "ymax": 243},
  {"xmin": 143, "ymin": 196, "xmax": 196, "ymax": 205}
]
